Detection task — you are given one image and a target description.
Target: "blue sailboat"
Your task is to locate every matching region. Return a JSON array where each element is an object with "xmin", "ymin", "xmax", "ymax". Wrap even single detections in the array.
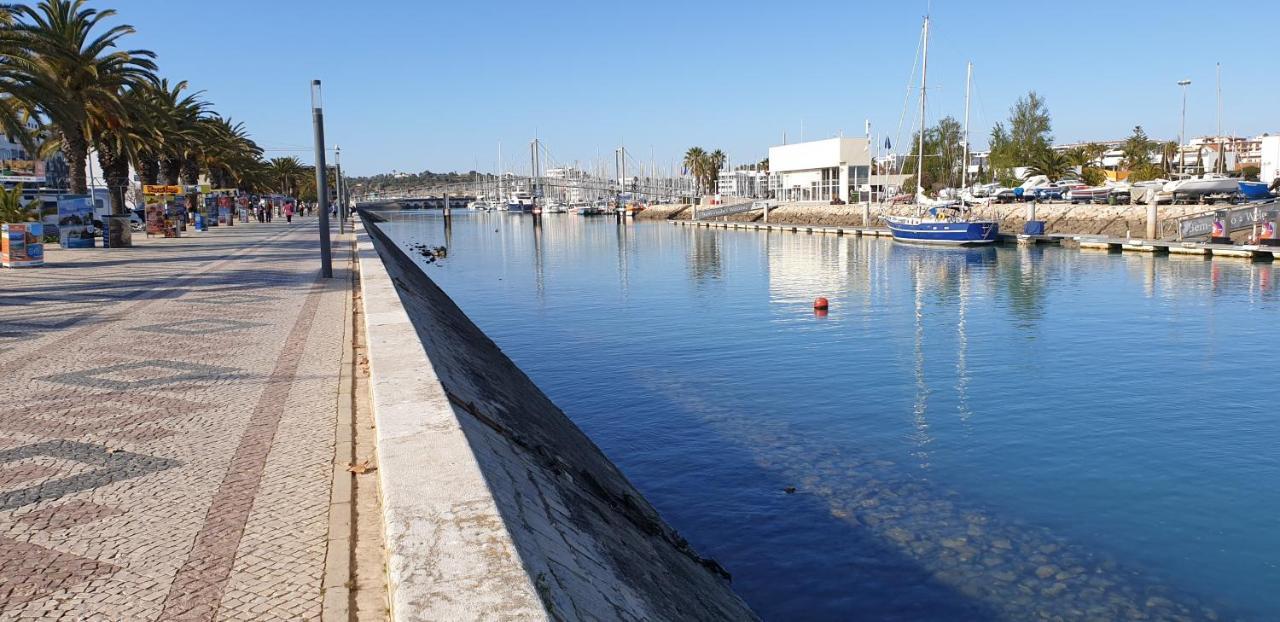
[
  {"xmin": 886, "ymin": 206, "xmax": 999, "ymax": 245},
  {"xmin": 885, "ymin": 16, "xmax": 999, "ymax": 246}
]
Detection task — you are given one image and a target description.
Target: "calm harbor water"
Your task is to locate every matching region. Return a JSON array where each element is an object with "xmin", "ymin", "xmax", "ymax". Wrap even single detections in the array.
[{"xmin": 375, "ymin": 210, "xmax": 1279, "ymax": 621}]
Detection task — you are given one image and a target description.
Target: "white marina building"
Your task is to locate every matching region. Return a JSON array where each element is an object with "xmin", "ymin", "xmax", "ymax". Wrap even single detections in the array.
[{"xmin": 766, "ymin": 137, "xmax": 873, "ymax": 203}]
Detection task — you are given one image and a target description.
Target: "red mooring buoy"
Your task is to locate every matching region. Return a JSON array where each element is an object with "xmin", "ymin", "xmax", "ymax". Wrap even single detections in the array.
[{"xmin": 813, "ymin": 297, "xmax": 829, "ymax": 311}]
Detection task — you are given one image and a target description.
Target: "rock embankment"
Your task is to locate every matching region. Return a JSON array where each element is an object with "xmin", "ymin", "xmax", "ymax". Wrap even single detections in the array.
[{"xmin": 638, "ymin": 202, "xmax": 1215, "ymax": 239}]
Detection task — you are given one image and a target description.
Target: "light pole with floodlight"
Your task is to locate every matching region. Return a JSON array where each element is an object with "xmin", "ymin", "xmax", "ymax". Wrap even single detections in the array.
[{"xmin": 1177, "ymin": 79, "xmax": 1191, "ymax": 176}]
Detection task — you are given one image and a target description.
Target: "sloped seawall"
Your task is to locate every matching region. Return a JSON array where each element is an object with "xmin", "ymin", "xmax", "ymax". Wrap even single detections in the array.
[{"xmin": 357, "ymin": 214, "xmax": 757, "ymax": 621}]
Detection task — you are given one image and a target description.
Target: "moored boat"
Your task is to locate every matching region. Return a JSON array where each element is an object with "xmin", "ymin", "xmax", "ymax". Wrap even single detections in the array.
[
  {"xmin": 1238, "ymin": 181, "xmax": 1272, "ymax": 201},
  {"xmin": 886, "ymin": 205, "xmax": 999, "ymax": 245},
  {"xmin": 1066, "ymin": 186, "xmax": 1112, "ymax": 204},
  {"xmin": 886, "ymin": 16, "xmax": 999, "ymax": 247},
  {"xmin": 506, "ymin": 192, "xmax": 534, "ymax": 212}
]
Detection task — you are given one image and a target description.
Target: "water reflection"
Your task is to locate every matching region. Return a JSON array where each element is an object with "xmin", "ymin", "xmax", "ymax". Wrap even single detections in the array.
[
  {"xmin": 1000, "ymin": 245, "xmax": 1047, "ymax": 330},
  {"xmin": 686, "ymin": 227, "xmax": 723, "ymax": 283},
  {"xmin": 374, "ymin": 212, "xmax": 1278, "ymax": 620},
  {"xmin": 532, "ymin": 214, "xmax": 545, "ymax": 300}
]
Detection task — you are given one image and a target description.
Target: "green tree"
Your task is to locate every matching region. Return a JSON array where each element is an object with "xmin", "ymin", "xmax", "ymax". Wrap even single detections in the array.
[
  {"xmin": 94, "ymin": 84, "xmax": 157, "ymax": 214},
  {"xmin": 902, "ymin": 115, "xmax": 965, "ymax": 193},
  {"xmin": 1159, "ymin": 141, "xmax": 1180, "ymax": 175},
  {"xmin": 683, "ymin": 147, "xmax": 706, "ymax": 195},
  {"xmin": 0, "ymin": 184, "xmax": 39, "ymax": 222},
  {"xmin": 1008, "ymin": 91, "xmax": 1053, "ymax": 160},
  {"xmin": 706, "ymin": 149, "xmax": 726, "ymax": 193},
  {"xmin": 1025, "ymin": 149, "xmax": 1072, "ymax": 180},
  {"xmin": 987, "ymin": 91, "xmax": 1054, "ymax": 182},
  {"xmin": 268, "ymin": 157, "xmax": 307, "ymax": 196},
  {"xmin": 7, "ymin": 0, "xmax": 157, "ymax": 195}
]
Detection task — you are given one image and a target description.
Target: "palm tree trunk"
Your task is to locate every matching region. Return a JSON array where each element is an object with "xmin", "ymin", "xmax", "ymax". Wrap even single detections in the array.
[
  {"xmin": 161, "ymin": 158, "xmax": 182, "ymax": 185},
  {"xmin": 62, "ymin": 127, "xmax": 89, "ymax": 195},
  {"xmin": 96, "ymin": 144, "xmax": 130, "ymax": 215},
  {"xmin": 182, "ymin": 158, "xmax": 201, "ymax": 221},
  {"xmin": 139, "ymin": 154, "xmax": 160, "ymax": 185}
]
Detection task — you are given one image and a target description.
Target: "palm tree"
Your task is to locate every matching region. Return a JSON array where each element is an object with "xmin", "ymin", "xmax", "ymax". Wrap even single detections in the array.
[
  {"xmin": 151, "ymin": 80, "xmax": 206, "ymax": 185},
  {"xmin": 0, "ymin": 183, "xmax": 40, "ymax": 223},
  {"xmin": 706, "ymin": 149, "xmax": 727, "ymax": 193},
  {"xmin": 199, "ymin": 116, "xmax": 262, "ymax": 190},
  {"xmin": 683, "ymin": 147, "xmax": 706, "ymax": 196},
  {"xmin": 1160, "ymin": 141, "xmax": 1180, "ymax": 175},
  {"xmin": 267, "ymin": 157, "xmax": 306, "ymax": 196},
  {"xmin": 7, "ymin": 0, "xmax": 157, "ymax": 195},
  {"xmin": 131, "ymin": 78, "xmax": 196, "ymax": 185},
  {"xmin": 1025, "ymin": 149, "xmax": 1072, "ymax": 180},
  {"xmin": 0, "ymin": 41, "xmax": 44, "ymax": 154},
  {"xmin": 94, "ymin": 84, "xmax": 158, "ymax": 214}
]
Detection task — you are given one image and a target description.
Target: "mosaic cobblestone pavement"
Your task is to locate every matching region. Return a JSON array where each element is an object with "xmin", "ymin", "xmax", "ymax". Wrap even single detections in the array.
[{"xmin": 0, "ymin": 221, "xmax": 349, "ymax": 621}]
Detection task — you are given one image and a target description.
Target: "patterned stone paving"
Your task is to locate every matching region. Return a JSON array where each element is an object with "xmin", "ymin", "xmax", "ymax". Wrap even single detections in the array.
[{"xmin": 0, "ymin": 221, "xmax": 350, "ymax": 620}]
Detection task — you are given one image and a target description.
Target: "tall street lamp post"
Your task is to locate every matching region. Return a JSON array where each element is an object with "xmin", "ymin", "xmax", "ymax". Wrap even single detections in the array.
[
  {"xmin": 312, "ymin": 79, "xmax": 333, "ymax": 278},
  {"xmin": 1177, "ymin": 79, "xmax": 1191, "ymax": 177}
]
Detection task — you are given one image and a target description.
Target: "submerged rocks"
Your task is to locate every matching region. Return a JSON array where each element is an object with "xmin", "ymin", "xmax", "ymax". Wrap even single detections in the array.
[
  {"xmin": 1042, "ymin": 582, "xmax": 1068, "ymax": 598},
  {"xmin": 1036, "ymin": 565, "xmax": 1059, "ymax": 579},
  {"xmin": 886, "ymin": 527, "xmax": 912, "ymax": 543}
]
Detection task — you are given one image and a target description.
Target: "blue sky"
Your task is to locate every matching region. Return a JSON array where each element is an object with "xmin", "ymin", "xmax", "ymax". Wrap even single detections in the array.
[{"xmin": 119, "ymin": 0, "xmax": 1278, "ymax": 176}]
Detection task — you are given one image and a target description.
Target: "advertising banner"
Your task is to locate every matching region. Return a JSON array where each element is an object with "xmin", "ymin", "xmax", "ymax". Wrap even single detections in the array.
[
  {"xmin": 1, "ymin": 159, "xmax": 43, "ymax": 176},
  {"xmin": 1, "ymin": 223, "xmax": 44, "ymax": 267},
  {"xmin": 144, "ymin": 194, "xmax": 166, "ymax": 235},
  {"xmin": 217, "ymin": 195, "xmax": 233, "ymax": 225},
  {"xmin": 143, "ymin": 184, "xmax": 182, "ymax": 195},
  {"xmin": 57, "ymin": 196, "xmax": 96, "ymax": 249}
]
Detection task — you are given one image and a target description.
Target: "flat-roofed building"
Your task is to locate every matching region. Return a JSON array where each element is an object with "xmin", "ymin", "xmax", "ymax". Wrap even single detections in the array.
[
  {"xmin": 1261, "ymin": 135, "xmax": 1280, "ymax": 185},
  {"xmin": 767, "ymin": 137, "xmax": 871, "ymax": 203}
]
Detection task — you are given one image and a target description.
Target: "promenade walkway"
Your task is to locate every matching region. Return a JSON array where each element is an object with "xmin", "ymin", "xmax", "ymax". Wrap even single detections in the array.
[{"xmin": 0, "ymin": 220, "xmax": 355, "ymax": 620}]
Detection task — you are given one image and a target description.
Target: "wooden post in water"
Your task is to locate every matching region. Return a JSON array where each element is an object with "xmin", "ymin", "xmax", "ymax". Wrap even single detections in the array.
[
  {"xmin": 763, "ymin": 201, "xmax": 770, "ymax": 223},
  {"xmin": 1146, "ymin": 194, "xmax": 1158, "ymax": 239},
  {"xmin": 443, "ymin": 191, "xmax": 450, "ymax": 216}
]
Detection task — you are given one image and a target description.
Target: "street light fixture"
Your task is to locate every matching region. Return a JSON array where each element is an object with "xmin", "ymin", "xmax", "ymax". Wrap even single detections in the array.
[{"xmin": 1177, "ymin": 79, "xmax": 1191, "ymax": 177}]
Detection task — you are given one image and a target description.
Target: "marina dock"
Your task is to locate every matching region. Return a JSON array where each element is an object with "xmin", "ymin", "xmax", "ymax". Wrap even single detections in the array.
[{"xmin": 669, "ymin": 219, "xmax": 1278, "ymax": 260}]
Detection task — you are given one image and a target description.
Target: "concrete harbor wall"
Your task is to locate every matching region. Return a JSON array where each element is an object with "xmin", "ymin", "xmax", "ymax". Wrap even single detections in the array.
[
  {"xmin": 355, "ymin": 216, "xmax": 757, "ymax": 621},
  {"xmin": 639, "ymin": 201, "xmax": 1217, "ymax": 239}
]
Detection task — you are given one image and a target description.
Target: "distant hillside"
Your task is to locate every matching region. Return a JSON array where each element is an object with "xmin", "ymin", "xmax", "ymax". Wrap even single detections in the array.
[{"xmin": 349, "ymin": 170, "xmax": 494, "ymax": 195}]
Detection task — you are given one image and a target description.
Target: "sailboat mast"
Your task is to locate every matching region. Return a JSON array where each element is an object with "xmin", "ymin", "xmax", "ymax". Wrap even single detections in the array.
[
  {"xmin": 962, "ymin": 60, "xmax": 972, "ymax": 190},
  {"xmin": 916, "ymin": 16, "xmax": 929, "ymax": 202}
]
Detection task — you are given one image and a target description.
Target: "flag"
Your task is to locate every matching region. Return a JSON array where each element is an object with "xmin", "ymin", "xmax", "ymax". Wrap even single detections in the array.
[{"xmin": 884, "ymin": 137, "xmax": 892, "ymax": 150}]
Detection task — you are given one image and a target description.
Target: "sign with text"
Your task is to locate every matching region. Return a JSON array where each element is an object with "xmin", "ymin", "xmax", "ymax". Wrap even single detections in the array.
[{"xmin": 143, "ymin": 184, "xmax": 182, "ymax": 195}]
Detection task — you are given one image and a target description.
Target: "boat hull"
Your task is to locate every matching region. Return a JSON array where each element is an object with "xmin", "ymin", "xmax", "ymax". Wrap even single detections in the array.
[
  {"xmin": 885, "ymin": 218, "xmax": 999, "ymax": 245},
  {"xmin": 1239, "ymin": 181, "xmax": 1272, "ymax": 201}
]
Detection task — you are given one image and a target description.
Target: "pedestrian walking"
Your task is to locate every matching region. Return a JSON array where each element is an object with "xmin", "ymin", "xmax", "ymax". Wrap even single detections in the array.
[{"xmin": 284, "ymin": 201, "xmax": 294, "ymax": 223}]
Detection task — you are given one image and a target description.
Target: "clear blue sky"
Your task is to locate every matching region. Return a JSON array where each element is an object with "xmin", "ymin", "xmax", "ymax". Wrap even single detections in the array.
[{"xmin": 120, "ymin": 0, "xmax": 1279, "ymax": 176}]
